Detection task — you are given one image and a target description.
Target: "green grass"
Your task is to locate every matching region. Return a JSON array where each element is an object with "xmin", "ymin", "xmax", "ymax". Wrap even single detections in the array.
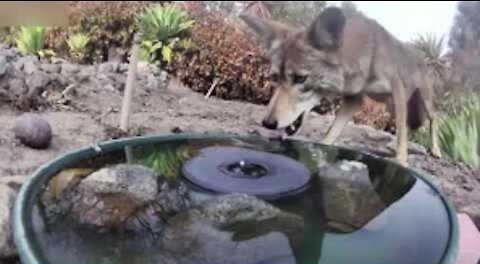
[
  {"xmin": 412, "ymin": 96, "xmax": 480, "ymax": 167},
  {"xmin": 137, "ymin": 143, "xmax": 196, "ymax": 181}
]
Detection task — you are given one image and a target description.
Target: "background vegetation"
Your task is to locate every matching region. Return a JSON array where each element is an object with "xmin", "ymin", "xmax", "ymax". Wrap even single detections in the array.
[{"xmin": 1, "ymin": 1, "xmax": 478, "ymax": 168}]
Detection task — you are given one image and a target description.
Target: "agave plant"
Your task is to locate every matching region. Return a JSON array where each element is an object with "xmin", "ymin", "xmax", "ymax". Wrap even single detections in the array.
[
  {"xmin": 412, "ymin": 33, "xmax": 450, "ymax": 108},
  {"xmin": 412, "ymin": 33, "xmax": 448, "ymax": 80},
  {"xmin": 140, "ymin": 38, "xmax": 176, "ymax": 64},
  {"xmin": 412, "ymin": 33, "xmax": 444, "ymax": 60},
  {"xmin": 15, "ymin": 26, "xmax": 46, "ymax": 55},
  {"xmin": 139, "ymin": 5, "xmax": 194, "ymax": 42},
  {"xmin": 66, "ymin": 33, "xmax": 90, "ymax": 60}
]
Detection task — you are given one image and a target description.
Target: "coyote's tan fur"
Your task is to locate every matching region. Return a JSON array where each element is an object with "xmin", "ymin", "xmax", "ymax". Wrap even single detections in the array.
[{"xmin": 241, "ymin": 7, "xmax": 441, "ymax": 166}]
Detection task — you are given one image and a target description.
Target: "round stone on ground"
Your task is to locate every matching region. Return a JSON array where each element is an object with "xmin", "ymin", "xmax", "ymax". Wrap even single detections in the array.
[{"xmin": 13, "ymin": 113, "xmax": 52, "ymax": 149}]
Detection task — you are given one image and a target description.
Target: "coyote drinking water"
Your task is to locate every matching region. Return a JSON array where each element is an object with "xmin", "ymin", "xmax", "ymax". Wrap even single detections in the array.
[{"xmin": 241, "ymin": 7, "xmax": 442, "ymax": 166}]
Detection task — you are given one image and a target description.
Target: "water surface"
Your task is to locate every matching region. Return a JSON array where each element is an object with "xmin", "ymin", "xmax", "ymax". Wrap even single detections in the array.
[{"xmin": 28, "ymin": 137, "xmax": 453, "ymax": 264}]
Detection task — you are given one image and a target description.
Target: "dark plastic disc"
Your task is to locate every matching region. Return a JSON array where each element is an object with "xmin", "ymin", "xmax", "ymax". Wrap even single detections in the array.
[{"xmin": 182, "ymin": 146, "xmax": 312, "ymax": 201}]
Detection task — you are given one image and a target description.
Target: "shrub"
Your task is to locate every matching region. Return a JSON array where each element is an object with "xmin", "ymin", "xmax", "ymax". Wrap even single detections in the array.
[
  {"xmin": 66, "ymin": 33, "xmax": 90, "ymax": 62},
  {"xmin": 140, "ymin": 39, "xmax": 178, "ymax": 64},
  {"xmin": 140, "ymin": 40, "xmax": 164, "ymax": 63},
  {"xmin": 166, "ymin": 9, "xmax": 273, "ymax": 104},
  {"xmin": 353, "ymin": 97, "xmax": 393, "ymax": 131},
  {"xmin": 0, "ymin": 27, "xmax": 17, "ymax": 46},
  {"xmin": 46, "ymin": 1, "xmax": 161, "ymax": 63},
  {"xmin": 0, "ymin": 28, "xmax": 7, "ymax": 43}
]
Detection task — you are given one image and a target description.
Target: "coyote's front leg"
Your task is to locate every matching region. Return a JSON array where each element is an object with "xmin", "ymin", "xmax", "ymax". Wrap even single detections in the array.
[
  {"xmin": 322, "ymin": 96, "xmax": 363, "ymax": 145},
  {"xmin": 392, "ymin": 81, "xmax": 409, "ymax": 166}
]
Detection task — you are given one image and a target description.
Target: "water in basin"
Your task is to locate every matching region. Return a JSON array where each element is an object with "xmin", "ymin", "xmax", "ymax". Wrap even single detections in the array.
[{"xmin": 26, "ymin": 136, "xmax": 454, "ymax": 264}]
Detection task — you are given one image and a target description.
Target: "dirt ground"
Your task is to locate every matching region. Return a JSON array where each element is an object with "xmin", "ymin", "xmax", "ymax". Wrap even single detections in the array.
[{"xmin": 1, "ymin": 77, "xmax": 479, "ymax": 226}]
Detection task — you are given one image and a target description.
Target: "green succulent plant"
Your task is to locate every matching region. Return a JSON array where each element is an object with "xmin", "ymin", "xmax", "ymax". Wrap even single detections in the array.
[
  {"xmin": 66, "ymin": 33, "xmax": 90, "ymax": 60},
  {"xmin": 15, "ymin": 26, "xmax": 46, "ymax": 55}
]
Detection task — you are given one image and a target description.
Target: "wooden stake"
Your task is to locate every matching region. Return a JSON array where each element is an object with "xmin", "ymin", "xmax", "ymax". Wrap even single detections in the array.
[
  {"xmin": 120, "ymin": 33, "xmax": 142, "ymax": 132},
  {"xmin": 120, "ymin": 33, "xmax": 142, "ymax": 164},
  {"xmin": 205, "ymin": 78, "xmax": 219, "ymax": 99}
]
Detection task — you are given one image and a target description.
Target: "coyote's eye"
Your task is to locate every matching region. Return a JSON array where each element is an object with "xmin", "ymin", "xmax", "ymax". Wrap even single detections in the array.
[
  {"xmin": 270, "ymin": 73, "xmax": 280, "ymax": 82},
  {"xmin": 293, "ymin": 74, "xmax": 308, "ymax": 84}
]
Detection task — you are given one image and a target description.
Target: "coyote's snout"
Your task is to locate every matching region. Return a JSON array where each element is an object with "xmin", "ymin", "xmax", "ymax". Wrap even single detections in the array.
[{"xmin": 241, "ymin": 7, "xmax": 442, "ymax": 166}]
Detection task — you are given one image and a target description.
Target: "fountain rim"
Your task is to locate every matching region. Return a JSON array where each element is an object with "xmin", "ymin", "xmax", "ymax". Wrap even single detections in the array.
[{"xmin": 13, "ymin": 132, "xmax": 460, "ymax": 264}]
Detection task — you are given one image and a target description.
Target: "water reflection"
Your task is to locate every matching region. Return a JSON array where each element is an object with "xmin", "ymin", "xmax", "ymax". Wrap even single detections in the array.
[{"xmin": 32, "ymin": 137, "xmax": 450, "ymax": 264}]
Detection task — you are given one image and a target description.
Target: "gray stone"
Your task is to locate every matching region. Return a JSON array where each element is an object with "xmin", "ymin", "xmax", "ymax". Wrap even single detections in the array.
[
  {"xmin": 160, "ymin": 70, "xmax": 168, "ymax": 84},
  {"xmin": 60, "ymin": 64, "xmax": 80, "ymax": 76},
  {"xmin": 50, "ymin": 57, "xmax": 68, "ymax": 64},
  {"xmin": 55, "ymin": 74, "xmax": 73, "ymax": 86},
  {"xmin": 81, "ymin": 164, "xmax": 158, "ymax": 203},
  {"xmin": 20, "ymin": 55, "xmax": 39, "ymax": 64},
  {"xmin": 118, "ymin": 64, "xmax": 129, "ymax": 73},
  {"xmin": 153, "ymin": 255, "xmax": 179, "ymax": 264},
  {"xmin": 8, "ymin": 78, "xmax": 27, "ymax": 96},
  {"xmin": 2, "ymin": 49, "xmax": 19, "ymax": 61},
  {"xmin": 7, "ymin": 47, "xmax": 20, "ymax": 57},
  {"xmin": 78, "ymin": 66, "xmax": 96, "ymax": 77},
  {"xmin": 0, "ymin": 175, "xmax": 26, "ymax": 192},
  {"xmin": 315, "ymin": 160, "xmax": 399, "ymax": 233},
  {"xmin": 95, "ymin": 73, "xmax": 112, "ymax": 83},
  {"xmin": 76, "ymin": 66, "xmax": 96, "ymax": 83},
  {"xmin": 137, "ymin": 61, "xmax": 151, "ymax": 74},
  {"xmin": 0, "ymin": 56, "xmax": 7, "ymax": 76},
  {"xmin": 0, "ymin": 185, "xmax": 18, "ymax": 258},
  {"xmin": 0, "ymin": 43, "xmax": 8, "ymax": 51},
  {"xmin": 126, "ymin": 181, "xmax": 190, "ymax": 234},
  {"xmin": 13, "ymin": 56, "xmax": 38, "ymax": 73},
  {"xmin": 146, "ymin": 74, "xmax": 159, "ymax": 89},
  {"xmin": 107, "ymin": 46, "xmax": 126, "ymax": 63},
  {"xmin": 160, "ymin": 194, "xmax": 302, "ymax": 264},
  {"xmin": 377, "ymin": 135, "xmax": 428, "ymax": 155},
  {"xmin": 13, "ymin": 113, "xmax": 52, "ymax": 149},
  {"xmin": 104, "ymin": 84, "xmax": 115, "ymax": 92},
  {"xmin": 39, "ymin": 64, "xmax": 61, "ymax": 74},
  {"xmin": 98, "ymin": 62, "xmax": 119, "ymax": 74},
  {"xmin": 12, "ymin": 62, "xmax": 22, "ymax": 72},
  {"xmin": 112, "ymin": 75, "xmax": 126, "ymax": 87},
  {"xmin": 23, "ymin": 61, "xmax": 37, "ymax": 75},
  {"xmin": 64, "ymin": 164, "xmax": 159, "ymax": 228},
  {"xmin": 25, "ymin": 71, "xmax": 49, "ymax": 96}
]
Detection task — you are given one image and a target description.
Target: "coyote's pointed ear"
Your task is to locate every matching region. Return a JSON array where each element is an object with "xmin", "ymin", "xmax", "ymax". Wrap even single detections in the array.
[
  {"xmin": 308, "ymin": 7, "xmax": 346, "ymax": 51},
  {"xmin": 239, "ymin": 15, "xmax": 292, "ymax": 50}
]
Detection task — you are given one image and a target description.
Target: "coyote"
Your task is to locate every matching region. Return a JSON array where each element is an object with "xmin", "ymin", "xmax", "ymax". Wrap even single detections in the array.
[{"xmin": 240, "ymin": 7, "xmax": 442, "ymax": 166}]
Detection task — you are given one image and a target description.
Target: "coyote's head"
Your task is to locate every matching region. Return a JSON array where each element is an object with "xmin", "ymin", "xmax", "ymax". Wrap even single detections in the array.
[{"xmin": 241, "ymin": 7, "xmax": 346, "ymax": 135}]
